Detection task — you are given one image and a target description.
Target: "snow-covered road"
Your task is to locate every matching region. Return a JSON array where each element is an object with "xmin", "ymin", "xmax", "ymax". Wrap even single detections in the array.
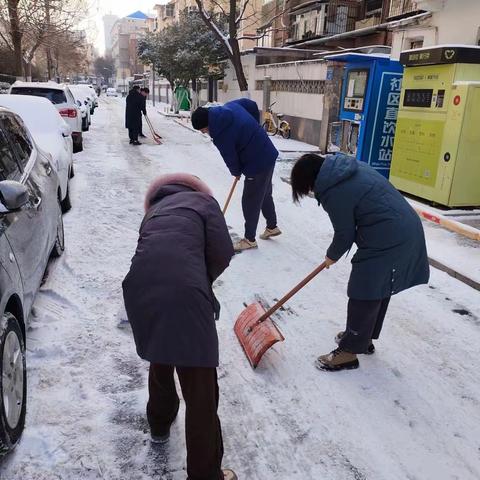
[{"xmin": 1, "ymin": 97, "xmax": 479, "ymax": 480}]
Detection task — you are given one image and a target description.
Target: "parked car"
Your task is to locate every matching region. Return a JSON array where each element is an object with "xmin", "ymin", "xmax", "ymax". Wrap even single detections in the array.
[
  {"xmin": 0, "ymin": 107, "xmax": 64, "ymax": 454},
  {"xmin": 106, "ymin": 87, "xmax": 118, "ymax": 97},
  {"xmin": 87, "ymin": 85, "xmax": 99, "ymax": 107},
  {"xmin": 68, "ymin": 85, "xmax": 92, "ymax": 131},
  {"xmin": 0, "ymin": 95, "xmax": 74, "ymax": 212},
  {"xmin": 9, "ymin": 82, "xmax": 83, "ymax": 153},
  {"xmin": 71, "ymin": 84, "xmax": 96, "ymax": 115}
]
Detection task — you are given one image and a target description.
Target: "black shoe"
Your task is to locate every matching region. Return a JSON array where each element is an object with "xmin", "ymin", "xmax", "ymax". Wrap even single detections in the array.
[
  {"xmin": 129, "ymin": 139, "xmax": 133, "ymax": 144},
  {"xmin": 132, "ymin": 140, "xmax": 141, "ymax": 145},
  {"xmin": 151, "ymin": 431, "xmax": 170, "ymax": 444},
  {"xmin": 139, "ymin": 133, "xmax": 147, "ymax": 138}
]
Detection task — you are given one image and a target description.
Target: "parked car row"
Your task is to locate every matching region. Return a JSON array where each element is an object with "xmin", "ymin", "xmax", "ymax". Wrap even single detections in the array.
[{"xmin": 0, "ymin": 81, "xmax": 98, "ymax": 454}]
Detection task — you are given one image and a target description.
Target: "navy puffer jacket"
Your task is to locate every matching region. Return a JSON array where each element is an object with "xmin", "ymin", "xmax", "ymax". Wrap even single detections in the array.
[{"xmin": 208, "ymin": 99, "xmax": 278, "ymax": 177}]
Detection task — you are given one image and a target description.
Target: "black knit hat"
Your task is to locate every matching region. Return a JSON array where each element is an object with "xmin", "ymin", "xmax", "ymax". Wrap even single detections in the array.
[{"xmin": 191, "ymin": 107, "xmax": 209, "ymax": 130}]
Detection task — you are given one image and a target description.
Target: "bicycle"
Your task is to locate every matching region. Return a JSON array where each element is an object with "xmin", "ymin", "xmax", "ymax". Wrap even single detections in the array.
[{"xmin": 262, "ymin": 102, "xmax": 291, "ymax": 139}]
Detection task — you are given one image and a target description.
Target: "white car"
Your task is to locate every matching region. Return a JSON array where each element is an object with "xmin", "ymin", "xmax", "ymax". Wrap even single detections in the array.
[
  {"xmin": 106, "ymin": 87, "xmax": 118, "ymax": 97},
  {"xmin": 0, "ymin": 94, "xmax": 74, "ymax": 212},
  {"xmin": 10, "ymin": 81, "xmax": 83, "ymax": 153},
  {"xmin": 87, "ymin": 85, "xmax": 99, "ymax": 107},
  {"xmin": 68, "ymin": 85, "xmax": 92, "ymax": 131},
  {"xmin": 72, "ymin": 84, "xmax": 96, "ymax": 114}
]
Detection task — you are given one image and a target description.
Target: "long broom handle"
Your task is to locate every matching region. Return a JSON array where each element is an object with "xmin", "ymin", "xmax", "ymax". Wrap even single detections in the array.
[
  {"xmin": 222, "ymin": 177, "xmax": 239, "ymax": 215},
  {"xmin": 257, "ymin": 262, "xmax": 328, "ymax": 324}
]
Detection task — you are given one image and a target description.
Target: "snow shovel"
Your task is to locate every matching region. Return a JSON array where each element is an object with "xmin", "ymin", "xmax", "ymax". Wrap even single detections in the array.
[
  {"xmin": 234, "ymin": 261, "xmax": 328, "ymax": 368},
  {"xmin": 145, "ymin": 114, "xmax": 163, "ymax": 144},
  {"xmin": 222, "ymin": 177, "xmax": 239, "ymax": 215}
]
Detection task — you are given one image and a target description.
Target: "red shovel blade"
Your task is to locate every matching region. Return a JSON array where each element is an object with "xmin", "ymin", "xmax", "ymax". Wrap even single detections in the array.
[{"xmin": 234, "ymin": 302, "xmax": 285, "ymax": 369}]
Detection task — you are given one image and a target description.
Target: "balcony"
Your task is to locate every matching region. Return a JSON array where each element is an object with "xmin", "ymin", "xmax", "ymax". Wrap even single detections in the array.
[
  {"xmin": 325, "ymin": 0, "xmax": 360, "ymax": 36},
  {"xmin": 288, "ymin": 0, "xmax": 359, "ymax": 43},
  {"xmin": 388, "ymin": 0, "xmax": 421, "ymax": 19}
]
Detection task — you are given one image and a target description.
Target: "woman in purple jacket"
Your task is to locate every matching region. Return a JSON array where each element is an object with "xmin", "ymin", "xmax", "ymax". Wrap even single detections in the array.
[{"xmin": 123, "ymin": 173, "xmax": 237, "ymax": 480}]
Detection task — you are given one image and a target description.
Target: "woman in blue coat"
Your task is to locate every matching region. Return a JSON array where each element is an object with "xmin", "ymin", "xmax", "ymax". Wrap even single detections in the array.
[
  {"xmin": 191, "ymin": 99, "xmax": 282, "ymax": 252},
  {"xmin": 291, "ymin": 153, "xmax": 429, "ymax": 371}
]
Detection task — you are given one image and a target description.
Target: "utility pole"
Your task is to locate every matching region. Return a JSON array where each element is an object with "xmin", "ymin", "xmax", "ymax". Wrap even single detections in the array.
[{"xmin": 152, "ymin": 63, "xmax": 155, "ymax": 106}]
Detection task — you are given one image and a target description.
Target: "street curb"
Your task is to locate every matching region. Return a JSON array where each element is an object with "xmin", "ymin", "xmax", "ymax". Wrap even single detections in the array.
[{"xmin": 428, "ymin": 257, "xmax": 480, "ymax": 291}]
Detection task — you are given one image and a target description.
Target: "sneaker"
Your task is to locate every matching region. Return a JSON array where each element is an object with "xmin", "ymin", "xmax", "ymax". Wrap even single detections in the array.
[
  {"xmin": 223, "ymin": 469, "xmax": 238, "ymax": 480},
  {"xmin": 335, "ymin": 331, "xmax": 375, "ymax": 355},
  {"xmin": 315, "ymin": 348, "xmax": 359, "ymax": 371},
  {"xmin": 233, "ymin": 238, "xmax": 258, "ymax": 252},
  {"xmin": 259, "ymin": 227, "xmax": 282, "ymax": 240}
]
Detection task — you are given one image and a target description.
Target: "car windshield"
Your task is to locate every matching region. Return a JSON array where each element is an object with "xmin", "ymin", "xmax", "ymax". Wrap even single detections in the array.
[{"xmin": 11, "ymin": 87, "xmax": 67, "ymax": 105}]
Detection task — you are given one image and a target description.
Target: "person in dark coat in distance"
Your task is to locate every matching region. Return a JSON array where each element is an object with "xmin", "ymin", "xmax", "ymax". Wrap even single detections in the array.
[
  {"xmin": 139, "ymin": 87, "xmax": 150, "ymax": 138},
  {"xmin": 290, "ymin": 153, "xmax": 430, "ymax": 372},
  {"xmin": 191, "ymin": 99, "xmax": 281, "ymax": 253},
  {"xmin": 125, "ymin": 85, "xmax": 145, "ymax": 145},
  {"xmin": 122, "ymin": 173, "xmax": 237, "ymax": 480}
]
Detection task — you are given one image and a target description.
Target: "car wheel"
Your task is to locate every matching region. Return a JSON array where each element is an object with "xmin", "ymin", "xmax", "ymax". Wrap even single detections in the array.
[
  {"xmin": 61, "ymin": 185, "xmax": 72, "ymax": 213},
  {"xmin": 73, "ymin": 137, "xmax": 83, "ymax": 154},
  {"xmin": 51, "ymin": 199, "xmax": 65, "ymax": 257},
  {"xmin": 0, "ymin": 312, "xmax": 26, "ymax": 456}
]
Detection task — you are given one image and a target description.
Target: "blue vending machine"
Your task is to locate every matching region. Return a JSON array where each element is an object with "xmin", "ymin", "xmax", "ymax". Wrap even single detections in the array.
[{"xmin": 326, "ymin": 53, "xmax": 403, "ymax": 178}]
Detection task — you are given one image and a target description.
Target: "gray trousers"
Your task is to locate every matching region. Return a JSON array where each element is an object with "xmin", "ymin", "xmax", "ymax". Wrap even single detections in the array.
[
  {"xmin": 339, "ymin": 298, "xmax": 391, "ymax": 354},
  {"xmin": 242, "ymin": 166, "xmax": 277, "ymax": 241}
]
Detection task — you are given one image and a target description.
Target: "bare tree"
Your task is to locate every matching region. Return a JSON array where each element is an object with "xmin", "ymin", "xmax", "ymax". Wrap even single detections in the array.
[
  {"xmin": 0, "ymin": 0, "xmax": 88, "ymax": 79},
  {"xmin": 193, "ymin": 0, "xmax": 287, "ymax": 93}
]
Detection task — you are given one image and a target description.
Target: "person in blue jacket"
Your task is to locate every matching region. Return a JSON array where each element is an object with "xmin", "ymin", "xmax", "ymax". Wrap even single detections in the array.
[
  {"xmin": 291, "ymin": 153, "xmax": 430, "ymax": 371},
  {"xmin": 191, "ymin": 99, "xmax": 281, "ymax": 252}
]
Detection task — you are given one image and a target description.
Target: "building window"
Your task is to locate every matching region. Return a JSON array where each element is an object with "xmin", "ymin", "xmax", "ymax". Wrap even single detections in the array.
[
  {"xmin": 166, "ymin": 4, "xmax": 174, "ymax": 17},
  {"xmin": 409, "ymin": 38, "xmax": 424, "ymax": 49}
]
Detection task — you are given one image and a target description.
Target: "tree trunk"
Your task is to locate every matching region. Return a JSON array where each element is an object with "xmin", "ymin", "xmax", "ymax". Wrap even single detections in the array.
[
  {"xmin": 229, "ymin": 40, "xmax": 248, "ymax": 93},
  {"xmin": 7, "ymin": 0, "xmax": 23, "ymax": 77}
]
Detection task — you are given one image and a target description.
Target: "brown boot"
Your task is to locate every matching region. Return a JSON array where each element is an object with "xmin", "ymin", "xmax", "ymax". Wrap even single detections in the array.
[
  {"xmin": 316, "ymin": 348, "xmax": 359, "ymax": 371},
  {"xmin": 259, "ymin": 227, "xmax": 282, "ymax": 240},
  {"xmin": 233, "ymin": 238, "xmax": 258, "ymax": 252},
  {"xmin": 335, "ymin": 331, "xmax": 375, "ymax": 354}
]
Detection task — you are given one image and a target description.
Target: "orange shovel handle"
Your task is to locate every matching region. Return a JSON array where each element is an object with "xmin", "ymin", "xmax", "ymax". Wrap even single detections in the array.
[
  {"xmin": 222, "ymin": 177, "xmax": 239, "ymax": 215},
  {"xmin": 253, "ymin": 262, "xmax": 328, "ymax": 328}
]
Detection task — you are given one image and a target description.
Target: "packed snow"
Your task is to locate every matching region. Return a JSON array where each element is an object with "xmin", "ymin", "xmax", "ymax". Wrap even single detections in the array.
[{"xmin": 1, "ymin": 97, "xmax": 479, "ymax": 480}]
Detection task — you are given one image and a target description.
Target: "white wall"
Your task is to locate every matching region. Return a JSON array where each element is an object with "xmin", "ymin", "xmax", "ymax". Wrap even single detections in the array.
[
  {"xmin": 391, "ymin": 0, "xmax": 480, "ymax": 58},
  {"xmin": 218, "ymin": 54, "xmax": 327, "ymax": 122}
]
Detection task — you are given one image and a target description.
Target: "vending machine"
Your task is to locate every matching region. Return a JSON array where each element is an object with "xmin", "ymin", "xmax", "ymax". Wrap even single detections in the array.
[
  {"xmin": 390, "ymin": 45, "xmax": 480, "ymax": 207},
  {"xmin": 326, "ymin": 53, "xmax": 403, "ymax": 177}
]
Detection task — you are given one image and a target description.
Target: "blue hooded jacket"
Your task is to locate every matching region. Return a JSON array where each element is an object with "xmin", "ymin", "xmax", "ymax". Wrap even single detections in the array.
[
  {"xmin": 208, "ymin": 99, "xmax": 278, "ymax": 176},
  {"xmin": 315, "ymin": 153, "xmax": 429, "ymax": 300}
]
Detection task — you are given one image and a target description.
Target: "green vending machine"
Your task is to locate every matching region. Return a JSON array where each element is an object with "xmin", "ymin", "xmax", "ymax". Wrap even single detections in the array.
[{"xmin": 390, "ymin": 45, "xmax": 480, "ymax": 207}]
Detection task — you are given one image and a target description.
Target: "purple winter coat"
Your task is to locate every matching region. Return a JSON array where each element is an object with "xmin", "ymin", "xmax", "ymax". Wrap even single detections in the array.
[{"xmin": 122, "ymin": 176, "xmax": 234, "ymax": 368}]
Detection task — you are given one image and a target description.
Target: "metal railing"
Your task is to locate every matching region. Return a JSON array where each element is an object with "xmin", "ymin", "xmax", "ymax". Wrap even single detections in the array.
[
  {"xmin": 388, "ymin": 0, "xmax": 419, "ymax": 19},
  {"xmin": 325, "ymin": 0, "xmax": 360, "ymax": 36}
]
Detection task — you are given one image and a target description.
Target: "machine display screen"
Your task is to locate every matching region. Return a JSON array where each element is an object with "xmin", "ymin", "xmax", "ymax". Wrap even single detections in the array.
[
  {"xmin": 346, "ymin": 70, "xmax": 368, "ymax": 98},
  {"xmin": 404, "ymin": 89, "xmax": 433, "ymax": 107}
]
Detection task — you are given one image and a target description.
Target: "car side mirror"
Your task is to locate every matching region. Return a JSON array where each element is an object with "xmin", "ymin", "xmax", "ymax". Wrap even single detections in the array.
[
  {"xmin": 0, "ymin": 180, "xmax": 29, "ymax": 213},
  {"xmin": 60, "ymin": 124, "xmax": 71, "ymax": 137}
]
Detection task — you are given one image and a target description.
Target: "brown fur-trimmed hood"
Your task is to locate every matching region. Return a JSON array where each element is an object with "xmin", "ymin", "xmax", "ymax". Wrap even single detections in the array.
[{"xmin": 144, "ymin": 173, "xmax": 213, "ymax": 212}]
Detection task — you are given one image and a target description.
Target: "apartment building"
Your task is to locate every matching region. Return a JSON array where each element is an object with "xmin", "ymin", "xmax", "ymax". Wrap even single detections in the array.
[{"xmin": 111, "ymin": 11, "xmax": 151, "ymax": 92}]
